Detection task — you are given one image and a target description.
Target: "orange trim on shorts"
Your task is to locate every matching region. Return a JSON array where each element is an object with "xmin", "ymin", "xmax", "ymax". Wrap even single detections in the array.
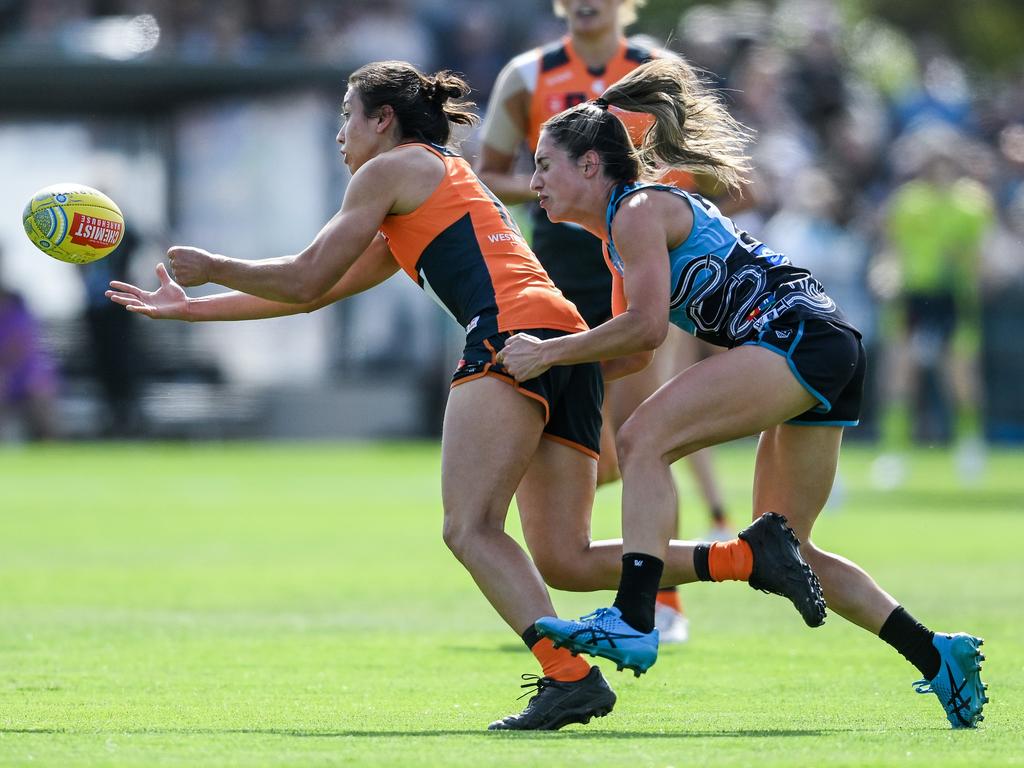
[
  {"xmin": 483, "ymin": 338, "xmax": 499, "ymax": 361},
  {"xmin": 542, "ymin": 432, "xmax": 600, "ymax": 461},
  {"xmin": 450, "ymin": 369, "xmax": 551, "ymax": 424}
]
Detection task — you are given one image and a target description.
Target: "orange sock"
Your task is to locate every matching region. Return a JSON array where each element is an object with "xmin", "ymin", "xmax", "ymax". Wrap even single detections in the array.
[
  {"xmin": 656, "ymin": 587, "xmax": 683, "ymax": 613},
  {"xmin": 531, "ymin": 637, "xmax": 591, "ymax": 682},
  {"xmin": 708, "ymin": 539, "xmax": 753, "ymax": 581}
]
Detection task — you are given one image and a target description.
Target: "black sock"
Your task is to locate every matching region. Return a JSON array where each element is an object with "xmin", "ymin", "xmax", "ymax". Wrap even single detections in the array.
[
  {"xmin": 710, "ymin": 505, "xmax": 727, "ymax": 524},
  {"xmin": 612, "ymin": 553, "xmax": 664, "ymax": 633},
  {"xmin": 657, "ymin": 586, "xmax": 677, "ymax": 595},
  {"xmin": 521, "ymin": 624, "xmax": 542, "ymax": 650},
  {"xmin": 879, "ymin": 606, "xmax": 940, "ymax": 680},
  {"xmin": 693, "ymin": 544, "xmax": 713, "ymax": 581}
]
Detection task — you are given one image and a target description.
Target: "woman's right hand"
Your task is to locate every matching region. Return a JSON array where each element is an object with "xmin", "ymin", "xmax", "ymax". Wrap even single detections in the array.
[{"xmin": 105, "ymin": 262, "xmax": 190, "ymax": 320}]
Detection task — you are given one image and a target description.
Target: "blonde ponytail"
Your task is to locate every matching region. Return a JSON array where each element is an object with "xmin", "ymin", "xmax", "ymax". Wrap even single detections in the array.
[
  {"xmin": 602, "ymin": 58, "xmax": 752, "ymax": 190},
  {"xmin": 542, "ymin": 56, "xmax": 752, "ymax": 191}
]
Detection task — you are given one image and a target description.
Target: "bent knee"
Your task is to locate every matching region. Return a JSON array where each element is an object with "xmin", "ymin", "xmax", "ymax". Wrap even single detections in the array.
[
  {"xmin": 536, "ymin": 562, "xmax": 589, "ymax": 592},
  {"xmin": 532, "ymin": 550, "xmax": 591, "ymax": 592},
  {"xmin": 616, "ymin": 416, "xmax": 666, "ymax": 469},
  {"xmin": 441, "ymin": 519, "xmax": 466, "ymax": 559},
  {"xmin": 442, "ymin": 516, "xmax": 496, "ymax": 561}
]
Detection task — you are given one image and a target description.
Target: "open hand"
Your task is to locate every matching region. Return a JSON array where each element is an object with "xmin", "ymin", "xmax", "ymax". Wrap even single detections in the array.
[
  {"xmin": 495, "ymin": 333, "xmax": 551, "ymax": 382},
  {"xmin": 105, "ymin": 262, "xmax": 189, "ymax": 320}
]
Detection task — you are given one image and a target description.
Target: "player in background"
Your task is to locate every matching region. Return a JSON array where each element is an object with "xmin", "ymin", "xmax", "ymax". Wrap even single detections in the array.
[
  {"xmin": 476, "ymin": 0, "xmax": 732, "ymax": 643},
  {"xmin": 874, "ymin": 133, "xmax": 993, "ymax": 488},
  {"xmin": 497, "ymin": 57, "xmax": 988, "ymax": 729},
  {"xmin": 0, "ymin": 245, "xmax": 58, "ymax": 441},
  {"xmin": 107, "ymin": 59, "xmax": 825, "ymax": 729}
]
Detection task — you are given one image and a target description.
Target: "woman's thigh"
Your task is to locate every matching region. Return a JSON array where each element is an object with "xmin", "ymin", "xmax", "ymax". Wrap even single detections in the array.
[
  {"xmin": 619, "ymin": 344, "xmax": 818, "ymax": 464},
  {"xmin": 441, "ymin": 375, "xmax": 547, "ymax": 527},
  {"xmin": 517, "ymin": 436, "xmax": 600, "ymax": 561}
]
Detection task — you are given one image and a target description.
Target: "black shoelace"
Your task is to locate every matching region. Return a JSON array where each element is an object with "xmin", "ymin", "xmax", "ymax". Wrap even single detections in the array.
[{"xmin": 516, "ymin": 673, "xmax": 569, "ymax": 701}]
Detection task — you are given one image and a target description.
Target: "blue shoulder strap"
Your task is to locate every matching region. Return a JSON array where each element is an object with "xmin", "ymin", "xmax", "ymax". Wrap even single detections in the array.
[{"xmin": 604, "ymin": 181, "xmax": 691, "ymax": 274}]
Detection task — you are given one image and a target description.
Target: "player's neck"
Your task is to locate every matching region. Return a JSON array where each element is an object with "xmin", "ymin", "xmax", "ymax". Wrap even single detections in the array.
[
  {"xmin": 574, "ymin": 181, "xmax": 619, "ymax": 240},
  {"xmin": 569, "ymin": 28, "xmax": 623, "ymax": 70}
]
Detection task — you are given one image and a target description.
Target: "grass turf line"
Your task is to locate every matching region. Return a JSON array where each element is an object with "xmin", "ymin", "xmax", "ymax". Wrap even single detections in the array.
[{"xmin": 0, "ymin": 441, "xmax": 1021, "ymax": 767}]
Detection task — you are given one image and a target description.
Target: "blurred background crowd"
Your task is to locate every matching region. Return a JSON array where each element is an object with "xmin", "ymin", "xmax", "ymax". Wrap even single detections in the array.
[{"xmin": 1, "ymin": 0, "xmax": 1023, "ymax": 480}]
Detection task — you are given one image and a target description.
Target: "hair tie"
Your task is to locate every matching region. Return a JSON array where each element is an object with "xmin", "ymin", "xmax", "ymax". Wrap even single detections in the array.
[{"xmin": 591, "ymin": 97, "xmax": 609, "ymax": 110}]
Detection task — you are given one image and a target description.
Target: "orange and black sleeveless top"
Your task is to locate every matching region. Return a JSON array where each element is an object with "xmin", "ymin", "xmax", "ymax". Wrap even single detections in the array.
[
  {"xmin": 378, "ymin": 142, "xmax": 587, "ymax": 341},
  {"xmin": 526, "ymin": 36, "xmax": 694, "ymax": 189}
]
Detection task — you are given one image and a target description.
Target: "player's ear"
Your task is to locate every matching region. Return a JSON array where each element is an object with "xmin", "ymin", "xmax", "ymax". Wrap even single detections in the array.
[
  {"xmin": 581, "ymin": 149, "xmax": 602, "ymax": 177},
  {"xmin": 375, "ymin": 104, "xmax": 396, "ymax": 133}
]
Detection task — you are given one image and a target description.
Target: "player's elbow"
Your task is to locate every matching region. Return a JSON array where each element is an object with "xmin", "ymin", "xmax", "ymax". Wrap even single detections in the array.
[
  {"xmin": 623, "ymin": 349, "xmax": 655, "ymax": 376},
  {"xmin": 288, "ymin": 286, "xmax": 321, "ymax": 304},
  {"xmin": 290, "ymin": 275, "xmax": 331, "ymax": 305},
  {"xmin": 634, "ymin": 314, "xmax": 668, "ymax": 352}
]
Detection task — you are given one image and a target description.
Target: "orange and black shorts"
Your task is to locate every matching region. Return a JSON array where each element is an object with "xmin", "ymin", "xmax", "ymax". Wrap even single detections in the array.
[{"xmin": 451, "ymin": 328, "xmax": 603, "ymax": 459}]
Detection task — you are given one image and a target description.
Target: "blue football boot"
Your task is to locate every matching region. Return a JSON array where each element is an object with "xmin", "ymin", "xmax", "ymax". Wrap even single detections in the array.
[
  {"xmin": 535, "ymin": 607, "xmax": 659, "ymax": 677},
  {"xmin": 913, "ymin": 632, "xmax": 988, "ymax": 728}
]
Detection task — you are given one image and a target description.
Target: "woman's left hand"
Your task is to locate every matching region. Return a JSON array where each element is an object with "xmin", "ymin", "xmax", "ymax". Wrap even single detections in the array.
[{"xmin": 497, "ymin": 333, "xmax": 551, "ymax": 382}]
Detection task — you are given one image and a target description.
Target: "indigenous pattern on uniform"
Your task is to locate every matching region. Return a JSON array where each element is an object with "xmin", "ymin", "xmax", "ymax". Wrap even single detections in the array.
[{"xmin": 604, "ymin": 182, "xmax": 866, "ymax": 426}]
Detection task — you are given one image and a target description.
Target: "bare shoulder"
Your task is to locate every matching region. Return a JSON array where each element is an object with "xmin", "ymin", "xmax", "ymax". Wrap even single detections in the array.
[
  {"xmin": 359, "ymin": 146, "xmax": 442, "ymax": 183},
  {"xmin": 355, "ymin": 146, "xmax": 446, "ymax": 215},
  {"xmin": 613, "ymin": 188, "xmax": 691, "ymax": 244}
]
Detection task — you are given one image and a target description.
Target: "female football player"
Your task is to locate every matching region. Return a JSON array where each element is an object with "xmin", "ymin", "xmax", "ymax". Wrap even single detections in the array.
[
  {"xmin": 477, "ymin": 0, "xmax": 734, "ymax": 642},
  {"xmin": 497, "ymin": 56, "xmax": 988, "ymax": 729},
  {"xmin": 107, "ymin": 59, "xmax": 821, "ymax": 730}
]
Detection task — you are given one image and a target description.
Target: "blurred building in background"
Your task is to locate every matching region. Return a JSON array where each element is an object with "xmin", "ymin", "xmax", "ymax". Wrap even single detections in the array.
[{"xmin": 1, "ymin": 0, "xmax": 1023, "ymax": 447}]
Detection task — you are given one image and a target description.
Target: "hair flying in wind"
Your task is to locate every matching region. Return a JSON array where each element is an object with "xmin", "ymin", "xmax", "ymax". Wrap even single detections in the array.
[{"xmin": 542, "ymin": 57, "xmax": 752, "ymax": 190}]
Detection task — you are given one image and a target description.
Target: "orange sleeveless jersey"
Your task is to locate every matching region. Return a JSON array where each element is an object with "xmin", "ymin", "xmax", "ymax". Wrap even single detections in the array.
[
  {"xmin": 378, "ymin": 143, "xmax": 586, "ymax": 336},
  {"xmin": 526, "ymin": 36, "xmax": 694, "ymax": 190}
]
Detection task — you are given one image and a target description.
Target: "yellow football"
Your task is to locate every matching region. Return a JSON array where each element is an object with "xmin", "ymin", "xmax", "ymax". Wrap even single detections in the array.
[{"xmin": 22, "ymin": 183, "xmax": 125, "ymax": 264}]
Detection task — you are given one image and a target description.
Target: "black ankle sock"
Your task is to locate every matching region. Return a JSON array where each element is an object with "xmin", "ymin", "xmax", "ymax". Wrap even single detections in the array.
[
  {"xmin": 711, "ymin": 505, "xmax": 727, "ymax": 524},
  {"xmin": 879, "ymin": 606, "xmax": 940, "ymax": 679},
  {"xmin": 612, "ymin": 553, "xmax": 664, "ymax": 633},
  {"xmin": 521, "ymin": 624, "xmax": 542, "ymax": 650},
  {"xmin": 657, "ymin": 586, "xmax": 677, "ymax": 595},
  {"xmin": 693, "ymin": 544, "xmax": 713, "ymax": 581}
]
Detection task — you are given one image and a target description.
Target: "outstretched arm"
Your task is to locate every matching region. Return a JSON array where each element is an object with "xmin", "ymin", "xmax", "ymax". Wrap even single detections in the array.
[
  {"xmin": 107, "ymin": 233, "xmax": 399, "ymax": 321},
  {"xmin": 165, "ymin": 155, "xmax": 400, "ymax": 304}
]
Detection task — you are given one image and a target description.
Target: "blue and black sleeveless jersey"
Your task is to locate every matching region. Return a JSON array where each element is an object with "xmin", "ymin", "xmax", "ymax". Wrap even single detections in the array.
[{"xmin": 604, "ymin": 182, "xmax": 854, "ymax": 347}]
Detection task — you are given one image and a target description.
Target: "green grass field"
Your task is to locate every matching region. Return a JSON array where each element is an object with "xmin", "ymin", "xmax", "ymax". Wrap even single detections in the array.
[{"xmin": 1, "ymin": 441, "xmax": 1022, "ymax": 767}]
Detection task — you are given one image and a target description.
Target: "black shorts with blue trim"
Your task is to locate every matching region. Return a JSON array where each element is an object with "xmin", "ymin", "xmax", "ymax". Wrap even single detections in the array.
[
  {"xmin": 743, "ymin": 317, "xmax": 866, "ymax": 427},
  {"xmin": 451, "ymin": 328, "xmax": 604, "ymax": 458}
]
